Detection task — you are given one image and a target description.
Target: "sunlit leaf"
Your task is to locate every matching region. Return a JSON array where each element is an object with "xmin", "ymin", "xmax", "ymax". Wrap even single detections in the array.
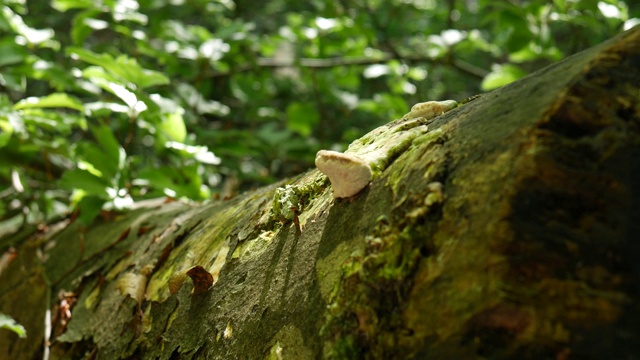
[
  {"xmin": 84, "ymin": 102, "xmax": 129, "ymax": 115},
  {"xmin": 481, "ymin": 64, "xmax": 527, "ymax": 91},
  {"xmin": 18, "ymin": 108, "xmax": 86, "ymax": 134},
  {"xmin": 52, "ymin": 0, "xmax": 93, "ymax": 12},
  {"xmin": 77, "ymin": 142, "xmax": 119, "ymax": 179},
  {"xmin": 164, "ymin": 141, "xmax": 221, "ymax": 165},
  {"xmin": 363, "ymin": 64, "xmax": 390, "ymax": 79},
  {"xmin": 2, "ymin": 7, "xmax": 55, "ymax": 46},
  {"xmin": 67, "ymin": 47, "xmax": 169, "ymax": 89},
  {"xmin": 14, "ymin": 93, "xmax": 84, "ymax": 112},
  {"xmin": 199, "ymin": 39, "xmax": 230, "ymax": 61},
  {"xmin": 0, "ymin": 120, "xmax": 13, "ymax": 148},
  {"xmin": 0, "ymin": 313, "xmax": 26, "ymax": 338},
  {"xmin": 159, "ymin": 111, "xmax": 186, "ymax": 142},
  {"xmin": 71, "ymin": 9, "xmax": 106, "ymax": 45},
  {"xmin": 81, "ymin": 66, "xmax": 120, "ymax": 84},
  {"xmin": 107, "ymin": 83, "xmax": 138, "ymax": 108}
]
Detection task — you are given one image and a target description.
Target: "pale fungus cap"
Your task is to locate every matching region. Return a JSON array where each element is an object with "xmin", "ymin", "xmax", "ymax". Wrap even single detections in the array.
[
  {"xmin": 315, "ymin": 150, "xmax": 372, "ymax": 198},
  {"xmin": 403, "ymin": 100, "xmax": 457, "ymax": 120}
]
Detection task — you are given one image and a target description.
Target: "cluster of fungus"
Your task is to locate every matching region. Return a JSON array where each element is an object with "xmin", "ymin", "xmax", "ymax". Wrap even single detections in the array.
[{"xmin": 315, "ymin": 100, "xmax": 457, "ymax": 199}]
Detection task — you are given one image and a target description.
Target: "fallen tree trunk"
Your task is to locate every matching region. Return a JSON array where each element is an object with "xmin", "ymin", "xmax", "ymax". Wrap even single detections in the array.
[{"xmin": 1, "ymin": 26, "xmax": 639, "ymax": 359}]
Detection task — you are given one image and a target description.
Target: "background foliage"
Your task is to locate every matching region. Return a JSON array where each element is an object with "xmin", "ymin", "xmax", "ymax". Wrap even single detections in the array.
[{"xmin": 0, "ymin": 0, "xmax": 637, "ymax": 228}]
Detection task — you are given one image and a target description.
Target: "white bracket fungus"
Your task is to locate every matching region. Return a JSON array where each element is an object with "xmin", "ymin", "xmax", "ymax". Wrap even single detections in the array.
[
  {"xmin": 315, "ymin": 150, "xmax": 372, "ymax": 199},
  {"xmin": 315, "ymin": 100, "xmax": 457, "ymax": 199}
]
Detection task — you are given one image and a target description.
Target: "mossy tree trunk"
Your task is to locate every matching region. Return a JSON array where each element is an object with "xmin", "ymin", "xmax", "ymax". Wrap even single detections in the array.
[{"xmin": 1, "ymin": 26, "xmax": 639, "ymax": 360}]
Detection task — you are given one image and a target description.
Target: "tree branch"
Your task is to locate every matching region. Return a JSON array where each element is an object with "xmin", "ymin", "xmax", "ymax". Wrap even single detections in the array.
[{"xmin": 207, "ymin": 54, "xmax": 488, "ymax": 79}]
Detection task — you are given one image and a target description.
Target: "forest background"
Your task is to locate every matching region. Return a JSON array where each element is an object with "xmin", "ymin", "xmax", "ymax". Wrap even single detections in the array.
[
  {"xmin": 0, "ymin": 0, "xmax": 637, "ymax": 229},
  {"xmin": 0, "ymin": 1, "xmax": 639, "ymax": 337}
]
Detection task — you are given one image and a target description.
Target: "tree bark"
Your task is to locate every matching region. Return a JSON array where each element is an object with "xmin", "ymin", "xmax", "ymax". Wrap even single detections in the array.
[{"xmin": 1, "ymin": 26, "xmax": 639, "ymax": 360}]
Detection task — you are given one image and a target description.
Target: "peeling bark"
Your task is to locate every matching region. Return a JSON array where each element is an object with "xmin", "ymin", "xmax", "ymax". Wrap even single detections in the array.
[{"xmin": 1, "ymin": 26, "xmax": 639, "ymax": 360}]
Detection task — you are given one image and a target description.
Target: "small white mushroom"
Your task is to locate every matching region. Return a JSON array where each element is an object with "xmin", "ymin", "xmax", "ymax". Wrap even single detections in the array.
[
  {"xmin": 402, "ymin": 100, "xmax": 457, "ymax": 120},
  {"xmin": 315, "ymin": 150, "xmax": 372, "ymax": 198}
]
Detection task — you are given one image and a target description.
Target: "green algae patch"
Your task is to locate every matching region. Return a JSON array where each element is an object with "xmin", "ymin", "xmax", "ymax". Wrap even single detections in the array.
[{"xmin": 321, "ymin": 187, "xmax": 444, "ymax": 358}]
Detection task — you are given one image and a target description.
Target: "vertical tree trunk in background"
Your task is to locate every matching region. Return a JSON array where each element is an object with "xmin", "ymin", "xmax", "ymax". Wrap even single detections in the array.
[{"xmin": 1, "ymin": 26, "xmax": 639, "ymax": 360}]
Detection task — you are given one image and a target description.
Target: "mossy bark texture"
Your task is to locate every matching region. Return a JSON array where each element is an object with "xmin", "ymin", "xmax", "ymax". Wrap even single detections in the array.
[{"xmin": 1, "ymin": 26, "xmax": 639, "ymax": 360}]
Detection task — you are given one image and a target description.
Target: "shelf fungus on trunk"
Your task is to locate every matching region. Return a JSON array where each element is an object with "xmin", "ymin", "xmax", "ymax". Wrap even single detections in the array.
[
  {"xmin": 315, "ymin": 150, "xmax": 373, "ymax": 199},
  {"xmin": 315, "ymin": 100, "xmax": 458, "ymax": 199},
  {"xmin": 401, "ymin": 100, "xmax": 458, "ymax": 121}
]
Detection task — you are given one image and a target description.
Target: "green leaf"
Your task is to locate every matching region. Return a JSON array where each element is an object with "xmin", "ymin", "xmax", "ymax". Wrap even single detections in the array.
[
  {"xmin": 256, "ymin": 123, "xmax": 292, "ymax": 147},
  {"xmin": 76, "ymin": 141, "xmax": 121, "ymax": 180},
  {"xmin": 91, "ymin": 124, "xmax": 124, "ymax": 167},
  {"xmin": 84, "ymin": 101, "xmax": 129, "ymax": 116},
  {"xmin": 286, "ymin": 102, "xmax": 319, "ymax": 137},
  {"xmin": 163, "ymin": 142, "xmax": 221, "ymax": 165},
  {"xmin": 0, "ymin": 313, "xmax": 26, "ymax": 338},
  {"xmin": 81, "ymin": 66, "xmax": 120, "ymax": 85},
  {"xmin": 482, "ymin": 4, "xmax": 533, "ymax": 52},
  {"xmin": 76, "ymin": 195, "xmax": 105, "ymax": 225},
  {"xmin": 136, "ymin": 167, "xmax": 176, "ymax": 191},
  {"xmin": 137, "ymin": 165, "xmax": 203, "ymax": 199},
  {"xmin": 159, "ymin": 111, "xmax": 187, "ymax": 142},
  {"xmin": 508, "ymin": 43, "xmax": 540, "ymax": 62},
  {"xmin": 0, "ymin": 120, "xmax": 13, "ymax": 148},
  {"xmin": 508, "ymin": 43, "xmax": 564, "ymax": 63},
  {"xmin": 52, "ymin": 0, "xmax": 93, "ymax": 12},
  {"xmin": 79, "ymin": 124, "xmax": 126, "ymax": 182},
  {"xmin": 26, "ymin": 60, "xmax": 77, "ymax": 92},
  {"xmin": 14, "ymin": 93, "xmax": 84, "ymax": 112},
  {"xmin": 67, "ymin": 47, "xmax": 169, "ymax": 89},
  {"xmin": 0, "ymin": 38, "xmax": 28, "ymax": 67},
  {"xmin": 71, "ymin": 10, "xmax": 106, "ymax": 45},
  {"xmin": 19, "ymin": 109, "xmax": 85, "ymax": 135},
  {"xmin": 59, "ymin": 169, "xmax": 110, "ymax": 196},
  {"xmin": 2, "ymin": 7, "xmax": 55, "ymax": 46},
  {"xmin": 481, "ymin": 64, "xmax": 527, "ymax": 91}
]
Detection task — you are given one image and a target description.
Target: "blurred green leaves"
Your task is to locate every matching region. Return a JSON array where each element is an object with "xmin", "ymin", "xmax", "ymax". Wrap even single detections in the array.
[
  {"xmin": 0, "ymin": 0, "xmax": 636, "ymax": 229},
  {"xmin": 67, "ymin": 48, "xmax": 170, "ymax": 90},
  {"xmin": 287, "ymin": 103, "xmax": 319, "ymax": 137}
]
